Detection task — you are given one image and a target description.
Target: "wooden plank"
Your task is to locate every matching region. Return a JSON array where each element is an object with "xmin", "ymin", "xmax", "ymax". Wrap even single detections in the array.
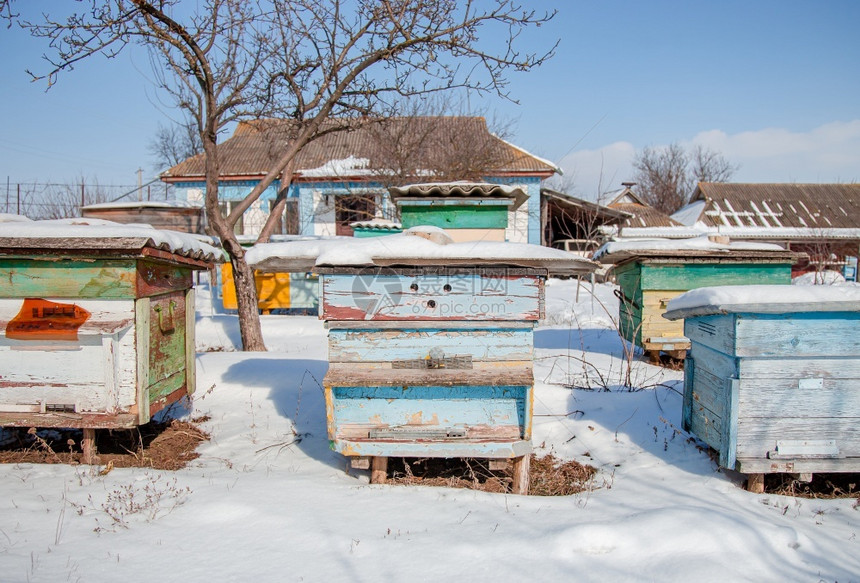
[
  {"xmin": 736, "ymin": 418, "xmax": 860, "ymax": 459},
  {"xmin": 734, "ymin": 312, "xmax": 860, "ymax": 357},
  {"xmin": 737, "ymin": 377, "xmax": 860, "ymax": 418},
  {"xmin": 334, "ymin": 438, "xmax": 532, "ymax": 459},
  {"xmin": 185, "ymin": 289, "xmax": 196, "ymax": 396},
  {"xmin": 82, "ymin": 428, "xmax": 96, "ymax": 465},
  {"xmin": 684, "ymin": 315, "xmax": 737, "ymax": 356},
  {"xmin": 370, "ymin": 457, "xmax": 388, "ymax": 484},
  {"xmin": 740, "ymin": 356, "xmax": 860, "ymax": 379},
  {"xmin": 322, "ymin": 272, "xmax": 543, "ymax": 321},
  {"xmin": 688, "ymin": 402, "xmax": 723, "ymax": 452},
  {"xmin": 399, "ymin": 205, "xmax": 510, "ymax": 230},
  {"xmin": 638, "ymin": 263, "xmax": 792, "ymax": 290},
  {"xmin": 135, "ymin": 297, "xmax": 151, "ymax": 425},
  {"xmin": 329, "ymin": 384, "xmax": 529, "ymax": 431},
  {"xmin": 327, "ymin": 327, "xmax": 534, "ymax": 363},
  {"xmin": 0, "ymin": 259, "xmax": 137, "ymax": 299},
  {"xmin": 326, "ymin": 320, "xmax": 535, "ymax": 330},
  {"xmin": 324, "ymin": 361, "xmax": 533, "ymax": 387},
  {"xmin": 0, "ymin": 411, "xmax": 138, "ymax": 429},
  {"xmin": 511, "ymin": 455, "xmax": 530, "ymax": 495},
  {"xmin": 738, "ymin": 457, "xmax": 860, "ymax": 475},
  {"xmin": 721, "ymin": 379, "xmax": 739, "ymax": 469},
  {"xmin": 136, "ymin": 260, "xmax": 193, "ymax": 297}
]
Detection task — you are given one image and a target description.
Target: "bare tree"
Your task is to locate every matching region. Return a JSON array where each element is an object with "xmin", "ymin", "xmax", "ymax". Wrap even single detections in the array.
[
  {"xmin": 7, "ymin": 0, "xmax": 557, "ymax": 351},
  {"xmin": 148, "ymin": 116, "xmax": 203, "ymax": 171},
  {"xmin": 633, "ymin": 143, "xmax": 737, "ymax": 214}
]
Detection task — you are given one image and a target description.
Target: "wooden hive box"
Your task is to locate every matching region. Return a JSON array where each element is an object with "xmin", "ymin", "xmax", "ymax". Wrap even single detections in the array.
[
  {"xmin": 249, "ymin": 226, "xmax": 596, "ymax": 493},
  {"xmin": 664, "ymin": 285, "xmax": 860, "ymax": 491},
  {"xmin": 595, "ymin": 240, "xmax": 801, "ymax": 359},
  {"xmin": 0, "ymin": 218, "xmax": 218, "ymax": 459}
]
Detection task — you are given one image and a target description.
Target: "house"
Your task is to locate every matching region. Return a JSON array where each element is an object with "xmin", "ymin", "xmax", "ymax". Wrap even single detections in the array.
[
  {"xmin": 607, "ymin": 183, "xmax": 684, "ymax": 230},
  {"xmin": 161, "ymin": 117, "xmax": 557, "ymax": 244}
]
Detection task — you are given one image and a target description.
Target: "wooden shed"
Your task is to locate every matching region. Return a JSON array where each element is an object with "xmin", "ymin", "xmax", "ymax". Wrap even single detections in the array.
[
  {"xmin": 0, "ymin": 217, "xmax": 218, "ymax": 461},
  {"xmin": 248, "ymin": 227, "xmax": 596, "ymax": 494},
  {"xmin": 81, "ymin": 201, "xmax": 205, "ymax": 234},
  {"xmin": 594, "ymin": 238, "xmax": 802, "ymax": 360},
  {"xmin": 664, "ymin": 285, "xmax": 860, "ymax": 492}
]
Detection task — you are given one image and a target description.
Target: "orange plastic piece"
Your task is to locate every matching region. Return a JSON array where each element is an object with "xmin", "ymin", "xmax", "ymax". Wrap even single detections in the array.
[{"xmin": 6, "ymin": 298, "xmax": 91, "ymax": 341}]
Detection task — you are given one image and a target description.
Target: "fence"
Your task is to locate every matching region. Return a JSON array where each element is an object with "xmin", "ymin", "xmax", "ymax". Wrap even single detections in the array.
[{"xmin": 2, "ymin": 180, "xmax": 177, "ymax": 220}]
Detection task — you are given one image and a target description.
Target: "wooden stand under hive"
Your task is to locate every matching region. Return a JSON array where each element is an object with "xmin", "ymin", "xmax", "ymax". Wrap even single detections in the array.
[
  {"xmin": 0, "ymin": 221, "xmax": 218, "ymax": 463},
  {"xmin": 249, "ymin": 228, "xmax": 595, "ymax": 494}
]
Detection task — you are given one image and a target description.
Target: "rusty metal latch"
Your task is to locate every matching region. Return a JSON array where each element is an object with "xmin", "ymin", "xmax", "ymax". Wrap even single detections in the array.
[{"xmin": 154, "ymin": 301, "xmax": 177, "ymax": 333}]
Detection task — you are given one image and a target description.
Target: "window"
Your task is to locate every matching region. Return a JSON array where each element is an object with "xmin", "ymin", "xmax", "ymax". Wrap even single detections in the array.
[
  {"xmin": 268, "ymin": 198, "xmax": 300, "ymax": 235},
  {"xmin": 335, "ymin": 195, "xmax": 376, "ymax": 236},
  {"xmin": 217, "ymin": 201, "xmax": 244, "ymax": 235}
]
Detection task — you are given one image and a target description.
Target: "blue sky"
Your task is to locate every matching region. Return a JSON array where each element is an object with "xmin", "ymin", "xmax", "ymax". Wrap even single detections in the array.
[{"xmin": 1, "ymin": 1, "xmax": 858, "ymax": 199}]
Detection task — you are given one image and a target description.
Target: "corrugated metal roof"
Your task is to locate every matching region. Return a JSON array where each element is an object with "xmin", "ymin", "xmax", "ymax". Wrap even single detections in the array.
[
  {"xmin": 164, "ymin": 117, "xmax": 556, "ymax": 180},
  {"xmin": 693, "ymin": 183, "xmax": 860, "ymax": 229},
  {"xmin": 610, "ymin": 203, "xmax": 684, "ymax": 228}
]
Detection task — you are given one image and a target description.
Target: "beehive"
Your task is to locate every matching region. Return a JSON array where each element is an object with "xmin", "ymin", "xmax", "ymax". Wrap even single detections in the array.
[
  {"xmin": 249, "ymin": 227, "xmax": 595, "ymax": 493},
  {"xmin": 664, "ymin": 285, "xmax": 860, "ymax": 491}
]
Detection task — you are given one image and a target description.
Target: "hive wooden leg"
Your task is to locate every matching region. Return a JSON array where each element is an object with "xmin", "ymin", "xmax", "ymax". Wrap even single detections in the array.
[
  {"xmin": 371, "ymin": 456, "xmax": 388, "ymax": 484},
  {"xmin": 82, "ymin": 428, "xmax": 97, "ymax": 465},
  {"xmin": 511, "ymin": 455, "xmax": 530, "ymax": 495},
  {"xmin": 746, "ymin": 473, "xmax": 765, "ymax": 493}
]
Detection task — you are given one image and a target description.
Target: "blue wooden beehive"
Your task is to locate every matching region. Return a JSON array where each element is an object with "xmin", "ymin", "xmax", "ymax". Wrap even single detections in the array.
[
  {"xmin": 248, "ymin": 227, "xmax": 596, "ymax": 493},
  {"xmin": 664, "ymin": 285, "xmax": 860, "ymax": 490}
]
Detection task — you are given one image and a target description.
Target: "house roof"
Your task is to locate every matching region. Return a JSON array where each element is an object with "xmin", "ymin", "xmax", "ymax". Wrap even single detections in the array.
[
  {"xmin": 540, "ymin": 188, "xmax": 632, "ymax": 224},
  {"xmin": 681, "ymin": 182, "xmax": 860, "ymax": 229},
  {"xmin": 163, "ymin": 117, "xmax": 557, "ymax": 181},
  {"xmin": 609, "ymin": 203, "xmax": 684, "ymax": 228}
]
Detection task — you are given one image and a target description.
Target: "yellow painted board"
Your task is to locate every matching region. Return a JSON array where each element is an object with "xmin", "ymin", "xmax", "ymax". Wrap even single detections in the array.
[{"xmin": 221, "ymin": 263, "xmax": 292, "ymax": 310}]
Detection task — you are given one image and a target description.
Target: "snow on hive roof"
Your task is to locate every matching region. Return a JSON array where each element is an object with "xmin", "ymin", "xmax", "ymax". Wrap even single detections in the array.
[
  {"xmin": 663, "ymin": 284, "xmax": 860, "ymax": 319},
  {"xmin": 0, "ymin": 218, "xmax": 221, "ymax": 263},
  {"xmin": 593, "ymin": 235, "xmax": 798, "ymax": 264},
  {"xmin": 82, "ymin": 200, "xmax": 203, "ymax": 210},
  {"xmin": 247, "ymin": 226, "xmax": 597, "ymax": 275}
]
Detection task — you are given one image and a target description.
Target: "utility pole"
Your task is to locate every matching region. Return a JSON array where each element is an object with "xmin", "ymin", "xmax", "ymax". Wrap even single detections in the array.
[
  {"xmin": 81, "ymin": 181, "xmax": 85, "ymax": 211},
  {"xmin": 137, "ymin": 168, "xmax": 144, "ymax": 201},
  {"xmin": 5, "ymin": 176, "xmax": 9, "ymax": 213}
]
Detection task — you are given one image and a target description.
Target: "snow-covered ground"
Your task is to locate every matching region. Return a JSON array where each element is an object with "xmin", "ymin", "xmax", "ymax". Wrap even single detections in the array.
[{"xmin": 1, "ymin": 279, "xmax": 858, "ymax": 582}]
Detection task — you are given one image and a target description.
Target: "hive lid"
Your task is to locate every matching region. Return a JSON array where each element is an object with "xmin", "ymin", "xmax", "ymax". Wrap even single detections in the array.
[
  {"xmin": 247, "ymin": 226, "xmax": 597, "ymax": 275},
  {"xmin": 593, "ymin": 235, "xmax": 803, "ymax": 265},
  {"xmin": 0, "ymin": 217, "xmax": 221, "ymax": 264},
  {"xmin": 663, "ymin": 284, "xmax": 860, "ymax": 320}
]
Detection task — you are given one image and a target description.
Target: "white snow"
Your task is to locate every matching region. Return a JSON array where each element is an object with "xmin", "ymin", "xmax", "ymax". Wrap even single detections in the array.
[
  {"xmin": 247, "ymin": 226, "xmax": 596, "ymax": 272},
  {"xmin": 671, "ymin": 200, "xmax": 707, "ymax": 226},
  {"xmin": 665, "ymin": 284, "xmax": 860, "ymax": 315},
  {"xmin": 0, "ymin": 217, "xmax": 221, "ymax": 261},
  {"xmin": 1, "ymin": 278, "xmax": 858, "ymax": 582},
  {"xmin": 0, "ymin": 213, "xmax": 32, "ymax": 223},
  {"xmin": 298, "ymin": 155, "xmax": 371, "ymax": 177},
  {"xmin": 793, "ymin": 270, "xmax": 848, "ymax": 286},
  {"xmin": 593, "ymin": 234, "xmax": 785, "ymax": 261},
  {"xmin": 82, "ymin": 200, "xmax": 203, "ymax": 210}
]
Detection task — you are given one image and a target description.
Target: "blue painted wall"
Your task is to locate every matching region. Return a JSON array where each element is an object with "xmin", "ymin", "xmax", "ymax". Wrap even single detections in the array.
[{"xmin": 172, "ymin": 175, "xmax": 544, "ymax": 242}]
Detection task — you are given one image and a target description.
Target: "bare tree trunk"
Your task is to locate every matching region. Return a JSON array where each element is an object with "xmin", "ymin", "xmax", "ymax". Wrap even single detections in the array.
[{"xmin": 202, "ymin": 123, "xmax": 266, "ymax": 351}]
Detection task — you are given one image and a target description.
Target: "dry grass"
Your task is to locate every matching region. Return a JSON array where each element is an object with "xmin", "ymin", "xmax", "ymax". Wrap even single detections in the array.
[
  {"xmin": 0, "ymin": 418, "xmax": 209, "ymax": 470},
  {"xmin": 764, "ymin": 473, "xmax": 860, "ymax": 500},
  {"xmin": 386, "ymin": 454, "xmax": 597, "ymax": 496}
]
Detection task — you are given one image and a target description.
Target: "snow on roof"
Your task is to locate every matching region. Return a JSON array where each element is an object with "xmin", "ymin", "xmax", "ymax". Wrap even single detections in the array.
[
  {"xmin": 664, "ymin": 284, "xmax": 860, "ymax": 319},
  {"xmin": 298, "ymin": 156, "xmax": 371, "ymax": 178},
  {"xmin": 593, "ymin": 235, "xmax": 787, "ymax": 263},
  {"xmin": 671, "ymin": 200, "xmax": 706, "ymax": 226},
  {"xmin": 82, "ymin": 200, "xmax": 203, "ymax": 210},
  {"xmin": 0, "ymin": 213, "xmax": 33, "ymax": 223},
  {"xmin": 0, "ymin": 218, "xmax": 221, "ymax": 262},
  {"xmin": 247, "ymin": 225, "xmax": 597, "ymax": 274}
]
